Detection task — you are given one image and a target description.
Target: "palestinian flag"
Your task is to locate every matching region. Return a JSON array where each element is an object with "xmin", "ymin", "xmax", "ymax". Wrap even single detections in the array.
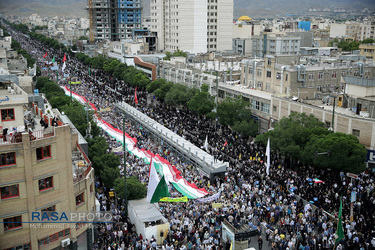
[
  {"xmin": 147, "ymin": 158, "xmax": 170, "ymax": 203},
  {"xmin": 314, "ymin": 178, "xmax": 324, "ymax": 184}
]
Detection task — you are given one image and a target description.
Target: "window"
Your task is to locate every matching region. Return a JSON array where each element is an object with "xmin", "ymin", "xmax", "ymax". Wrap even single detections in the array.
[
  {"xmin": 90, "ymin": 183, "xmax": 94, "ymax": 194},
  {"xmin": 76, "ymin": 193, "xmax": 84, "ymax": 206},
  {"xmin": 309, "ymin": 73, "xmax": 314, "ymax": 79},
  {"xmin": 0, "ymin": 152, "xmax": 16, "ymax": 167},
  {"xmin": 39, "ymin": 176, "xmax": 53, "ymax": 191},
  {"xmin": 285, "ymin": 74, "xmax": 288, "ymax": 81},
  {"xmin": 352, "ymin": 129, "xmax": 360, "ymax": 138},
  {"xmin": 273, "ymin": 106, "xmax": 277, "ymax": 112},
  {"xmin": 39, "ymin": 229, "xmax": 70, "ymax": 247},
  {"xmin": 41, "ymin": 205, "xmax": 56, "ymax": 212},
  {"xmin": 266, "ymin": 71, "xmax": 272, "ymax": 78},
  {"xmin": 1, "ymin": 184, "xmax": 19, "ymax": 200},
  {"xmin": 36, "ymin": 146, "xmax": 51, "ymax": 161},
  {"xmin": 4, "ymin": 243, "xmax": 31, "ymax": 250},
  {"xmin": 261, "ymin": 103, "xmax": 270, "ymax": 113},
  {"xmin": 1, "ymin": 109, "xmax": 15, "ymax": 121},
  {"xmin": 332, "ymin": 71, "xmax": 337, "ymax": 78},
  {"xmin": 318, "ymin": 72, "xmax": 323, "ymax": 79},
  {"xmin": 4, "ymin": 216, "xmax": 22, "ymax": 231}
]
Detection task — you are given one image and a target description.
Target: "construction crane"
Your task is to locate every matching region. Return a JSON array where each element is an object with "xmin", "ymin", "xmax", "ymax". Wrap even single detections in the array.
[{"xmin": 88, "ymin": 0, "xmax": 94, "ymax": 44}]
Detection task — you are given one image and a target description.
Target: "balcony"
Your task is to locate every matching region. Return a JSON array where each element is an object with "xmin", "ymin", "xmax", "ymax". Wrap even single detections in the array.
[{"xmin": 73, "ymin": 143, "xmax": 93, "ymax": 183}]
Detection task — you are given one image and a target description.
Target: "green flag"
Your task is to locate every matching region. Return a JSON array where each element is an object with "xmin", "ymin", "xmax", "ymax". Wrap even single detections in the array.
[
  {"xmin": 150, "ymin": 175, "xmax": 170, "ymax": 203},
  {"xmin": 335, "ymin": 197, "xmax": 344, "ymax": 243},
  {"xmin": 56, "ymin": 71, "xmax": 58, "ymax": 81},
  {"xmin": 51, "ymin": 56, "xmax": 55, "ymax": 63},
  {"xmin": 89, "ymin": 66, "xmax": 91, "ymax": 76}
]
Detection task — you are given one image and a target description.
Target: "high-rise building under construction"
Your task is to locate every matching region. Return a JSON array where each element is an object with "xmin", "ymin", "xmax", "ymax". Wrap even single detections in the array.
[{"xmin": 87, "ymin": 0, "xmax": 141, "ymax": 42}]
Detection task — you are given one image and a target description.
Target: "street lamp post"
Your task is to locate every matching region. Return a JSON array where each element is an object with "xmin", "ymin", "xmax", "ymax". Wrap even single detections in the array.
[{"xmin": 123, "ymin": 116, "xmax": 128, "ymax": 217}]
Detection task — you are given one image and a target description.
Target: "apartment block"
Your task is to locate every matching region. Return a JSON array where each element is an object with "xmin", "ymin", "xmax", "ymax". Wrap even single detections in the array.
[
  {"xmin": 240, "ymin": 55, "xmax": 375, "ymax": 100},
  {"xmin": 0, "ymin": 82, "xmax": 95, "ymax": 249},
  {"xmin": 359, "ymin": 44, "xmax": 375, "ymax": 59},
  {"xmin": 252, "ymin": 33, "xmax": 301, "ymax": 57},
  {"xmin": 88, "ymin": 0, "xmax": 142, "ymax": 42},
  {"xmin": 149, "ymin": 0, "xmax": 233, "ymax": 54}
]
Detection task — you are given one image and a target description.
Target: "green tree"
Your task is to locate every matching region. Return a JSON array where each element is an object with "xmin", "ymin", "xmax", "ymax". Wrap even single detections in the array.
[
  {"xmin": 90, "ymin": 55, "xmax": 106, "ymax": 69},
  {"xmin": 256, "ymin": 112, "xmax": 329, "ymax": 160},
  {"xmin": 217, "ymin": 97, "xmax": 252, "ymax": 127},
  {"xmin": 113, "ymin": 63, "xmax": 127, "ymax": 80},
  {"xmin": 103, "ymin": 58, "xmax": 120, "ymax": 75},
  {"xmin": 301, "ymin": 132, "xmax": 367, "ymax": 173},
  {"xmin": 114, "ymin": 177, "xmax": 147, "ymax": 200},
  {"xmin": 361, "ymin": 38, "xmax": 375, "ymax": 44},
  {"xmin": 49, "ymin": 95, "xmax": 71, "ymax": 109},
  {"xmin": 163, "ymin": 49, "xmax": 188, "ymax": 60},
  {"xmin": 165, "ymin": 84, "xmax": 197, "ymax": 106},
  {"xmin": 187, "ymin": 86, "xmax": 215, "ymax": 116},
  {"xmin": 59, "ymin": 101, "xmax": 88, "ymax": 136},
  {"xmin": 35, "ymin": 76, "xmax": 50, "ymax": 90},
  {"xmin": 100, "ymin": 166, "xmax": 120, "ymax": 188},
  {"xmin": 147, "ymin": 78, "xmax": 165, "ymax": 93},
  {"xmin": 232, "ymin": 120, "xmax": 258, "ymax": 138},
  {"xmin": 78, "ymin": 36, "xmax": 89, "ymax": 40},
  {"xmin": 154, "ymin": 81, "xmax": 174, "ymax": 101}
]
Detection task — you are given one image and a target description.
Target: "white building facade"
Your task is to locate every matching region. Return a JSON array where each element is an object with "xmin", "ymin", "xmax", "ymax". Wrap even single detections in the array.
[{"xmin": 150, "ymin": 0, "xmax": 233, "ymax": 54}]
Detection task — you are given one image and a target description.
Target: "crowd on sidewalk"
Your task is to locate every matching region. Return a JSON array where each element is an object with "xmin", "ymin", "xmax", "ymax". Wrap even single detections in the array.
[{"xmin": 8, "ymin": 25, "xmax": 375, "ymax": 250}]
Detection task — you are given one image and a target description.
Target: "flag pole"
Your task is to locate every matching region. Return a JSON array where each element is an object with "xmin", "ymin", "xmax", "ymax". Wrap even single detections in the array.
[
  {"xmin": 69, "ymin": 68, "xmax": 72, "ymax": 102},
  {"xmin": 123, "ymin": 116, "xmax": 128, "ymax": 216}
]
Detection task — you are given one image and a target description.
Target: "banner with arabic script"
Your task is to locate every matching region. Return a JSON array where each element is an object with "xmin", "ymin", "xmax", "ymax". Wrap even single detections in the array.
[
  {"xmin": 195, "ymin": 191, "xmax": 221, "ymax": 203},
  {"xmin": 159, "ymin": 196, "xmax": 188, "ymax": 202}
]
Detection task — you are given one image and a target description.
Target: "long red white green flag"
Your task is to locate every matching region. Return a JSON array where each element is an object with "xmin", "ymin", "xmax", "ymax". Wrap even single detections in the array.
[{"xmin": 62, "ymin": 86, "xmax": 208, "ymax": 199}]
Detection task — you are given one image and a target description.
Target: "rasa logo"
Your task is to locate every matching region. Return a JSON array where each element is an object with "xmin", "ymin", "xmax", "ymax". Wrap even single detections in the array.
[
  {"xmin": 32, "ymin": 212, "xmax": 69, "ymax": 222},
  {"xmin": 31, "ymin": 212, "xmax": 113, "ymax": 223}
]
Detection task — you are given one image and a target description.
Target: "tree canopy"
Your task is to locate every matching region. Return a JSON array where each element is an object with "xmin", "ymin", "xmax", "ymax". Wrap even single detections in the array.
[
  {"xmin": 187, "ymin": 84, "xmax": 215, "ymax": 116},
  {"xmin": 114, "ymin": 177, "xmax": 147, "ymax": 200},
  {"xmin": 256, "ymin": 112, "xmax": 366, "ymax": 173}
]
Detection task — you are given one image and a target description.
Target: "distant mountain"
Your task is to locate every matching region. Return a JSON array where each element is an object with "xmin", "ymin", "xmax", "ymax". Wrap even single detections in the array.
[
  {"xmin": 234, "ymin": 0, "xmax": 375, "ymax": 18},
  {"xmin": 0, "ymin": 0, "xmax": 373, "ymax": 19}
]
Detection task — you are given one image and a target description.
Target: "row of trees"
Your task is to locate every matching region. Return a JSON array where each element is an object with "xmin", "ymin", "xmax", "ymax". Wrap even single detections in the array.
[
  {"xmin": 255, "ymin": 112, "xmax": 367, "ymax": 173},
  {"xmin": 73, "ymin": 52, "xmax": 260, "ymax": 137},
  {"xmin": 35, "ymin": 77, "xmax": 147, "ymax": 200},
  {"xmin": 329, "ymin": 38, "xmax": 375, "ymax": 51}
]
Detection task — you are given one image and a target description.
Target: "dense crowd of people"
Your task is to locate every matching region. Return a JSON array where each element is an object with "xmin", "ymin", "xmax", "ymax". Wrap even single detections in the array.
[{"xmin": 7, "ymin": 24, "xmax": 375, "ymax": 250}]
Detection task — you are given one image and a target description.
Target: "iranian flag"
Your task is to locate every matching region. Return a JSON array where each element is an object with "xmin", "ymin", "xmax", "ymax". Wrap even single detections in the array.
[
  {"xmin": 147, "ymin": 158, "xmax": 170, "ymax": 203},
  {"xmin": 314, "ymin": 178, "xmax": 324, "ymax": 184}
]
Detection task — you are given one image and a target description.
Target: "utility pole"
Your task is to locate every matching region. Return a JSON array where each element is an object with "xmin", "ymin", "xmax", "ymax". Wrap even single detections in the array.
[
  {"xmin": 215, "ymin": 71, "xmax": 219, "ymax": 131},
  {"xmin": 331, "ymin": 95, "xmax": 336, "ymax": 132},
  {"xmin": 123, "ymin": 117, "xmax": 128, "ymax": 216}
]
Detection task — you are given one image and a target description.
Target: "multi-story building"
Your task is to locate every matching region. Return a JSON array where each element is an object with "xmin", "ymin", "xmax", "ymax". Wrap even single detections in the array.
[
  {"xmin": 359, "ymin": 19, "xmax": 375, "ymax": 41},
  {"xmin": 240, "ymin": 55, "xmax": 375, "ymax": 100},
  {"xmin": 329, "ymin": 22, "xmax": 361, "ymax": 40},
  {"xmin": 0, "ymin": 82, "xmax": 95, "ymax": 249},
  {"xmin": 87, "ymin": 0, "xmax": 142, "ymax": 42},
  {"xmin": 252, "ymin": 33, "xmax": 301, "ymax": 57},
  {"xmin": 149, "ymin": 0, "xmax": 233, "ymax": 54},
  {"xmin": 359, "ymin": 43, "xmax": 375, "ymax": 59}
]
